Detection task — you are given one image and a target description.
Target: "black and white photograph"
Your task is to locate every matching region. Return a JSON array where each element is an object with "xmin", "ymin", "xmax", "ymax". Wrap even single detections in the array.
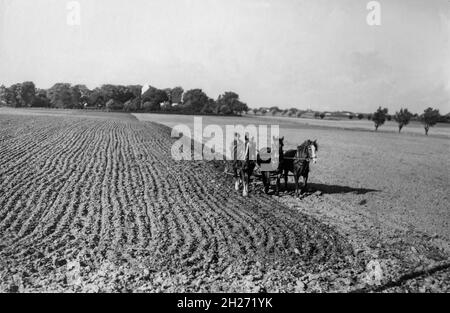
[{"xmin": 0, "ymin": 0, "xmax": 449, "ymax": 300}]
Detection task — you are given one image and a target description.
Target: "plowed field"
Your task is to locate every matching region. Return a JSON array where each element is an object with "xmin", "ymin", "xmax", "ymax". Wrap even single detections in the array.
[
  {"xmin": 0, "ymin": 110, "xmax": 357, "ymax": 292},
  {"xmin": 1, "ymin": 108, "xmax": 448, "ymax": 293}
]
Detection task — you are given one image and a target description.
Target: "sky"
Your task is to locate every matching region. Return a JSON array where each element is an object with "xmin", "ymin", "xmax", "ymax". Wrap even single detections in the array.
[{"xmin": 0, "ymin": 0, "xmax": 449, "ymax": 113}]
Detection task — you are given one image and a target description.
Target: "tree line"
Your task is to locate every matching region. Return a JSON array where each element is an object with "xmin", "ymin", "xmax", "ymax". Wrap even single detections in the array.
[
  {"xmin": 0, "ymin": 82, "xmax": 445, "ymax": 135},
  {"xmin": 251, "ymin": 106, "xmax": 446, "ymax": 136},
  {"xmin": 371, "ymin": 106, "xmax": 442, "ymax": 136},
  {"xmin": 0, "ymin": 82, "xmax": 249, "ymax": 116}
]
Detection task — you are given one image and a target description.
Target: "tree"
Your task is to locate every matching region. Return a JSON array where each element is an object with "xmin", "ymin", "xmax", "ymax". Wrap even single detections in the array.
[
  {"xmin": 439, "ymin": 113, "xmax": 450, "ymax": 123},
  {"xmin": 320, "ymin": 112, "xmax": 326, "ymax": 119},
  {"xmin": 357, "ymin": 113, "xmax": 364, "ymax": 120},
  {"xmin": 124, "ymin": 98, "xmax": 140, "ymax": 112},
  {"xmin": 0, "ymin": 83, "xmax": 35, "ymax": 107},
  {"xmin": 31, "ymin": 89, "xmax": 51, "ymax": 107},
  {"xmin": 100, "ymin": 84, "xmax": 136, "ymax": 104},
  {"xmin": 126, "ymin": 85, "xmax": 142, "ymax": 99},
  {"xmin": 393, "ymin": 108, "xmax": 413, "ymax": 133},
  {"xmin": 170, "ymin": 87, "xmax": 184, "ymax": 104},
  {"xmin": 73, "ymin": 85, "xmax": 92, "ymax": 107},
  {"xmin": 216, "ymin": 92, "xmax": 248, "ymax": 115},
  {"xmin": 201, "ymin": 98, "xmax": 217, "ymax": 114},
  {"xmin": 161, "ymin": 101, "xmax": 173, "ymax": 112},
  {"xmin": 163, "ymin": 88, "xmax": 172, "ymax": 103},
  {"xmin": 367, "ymin": 114, "xmax": 372, "ymax": 121},
  {"xmin": 105, "ymin": 99, "xmax": 124, "ymax": 111},
  {"xmin": 420, "ymin": 107, "xmax": 440, "ymax": 136},
  {"xmin": 70, "ymin": 85, "xmax": 83, "ymax": 109},
  {"xmin": 234, "ymin": 101, "xmax": 248, "ymax": 115},
  {"xmin": 20, "ymin": 82, "xmax": 36, "ymax": 107},
  {"xmin": 0, "ymin": 85, "xmax": 6, "ymax": 105},
  {"xmin": 182, "ymin": 89, "xmax": 209, "ymax": 113},
  {"xmin": 219, "ymin": 103, "xmax": 232, "ymax": 115},
  {"xmin": 99, "ymin": 84, "xmax": 118, "ymax": 102},
  {"xmin": 9, "ymin": 84, "xmax": 24, "ymax": 107},
  {"xmin": 314, "ymin": 112, "xmax": 321, "ymax": 119},
  {"xmin": 0, "ymin": 85, "xmax": 12, "ymax": 106},
  {"xmin": 47, "ymin": 83, "xmax": 74, "ymax": 108},
  {"xmin": 288, "ymin": 108, "xmax": 298, "ymax": 117},
  {"xmin": 268, "ymin": 106, "xmax": 280, "ymax": 116},
  {"xmin": 88, "ymin": 88, "xmax": 106, "ymax": 108},
  {"xmin": 142, "ymin": 101, "xmax": 162, "ymax": 111},
  {"xmin": 164, "ymin": 87, "xmax": 184, "ymax": 105},
  {"xmin": 372, "ymin": 107, "xmax": 388, "ymax": 131},
  {"xmin": 141, "ymin": 86, "xmax": 169, "ymax": 111}
]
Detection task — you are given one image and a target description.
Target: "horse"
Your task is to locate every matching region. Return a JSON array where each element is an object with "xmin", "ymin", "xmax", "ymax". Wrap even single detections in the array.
[
  {"xmin": 257, "ymin": 136, "xmax": 285, "ymax": 196},
  {"xmin": 231, "ymin": 134, "xmax": 256, "ymax": 197},
  {"xmin": 283, "ymin": 140, "xmax": 318, "ymax": 196}
]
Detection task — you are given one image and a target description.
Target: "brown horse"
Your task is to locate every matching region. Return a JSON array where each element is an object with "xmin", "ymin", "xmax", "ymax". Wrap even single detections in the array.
[
  {"xmin": 283, "ymin": 140, "xmax": 318, "ymax": 196},
  {"xmin": 257, "ymin": 136, "xmax": 285, "ymax": 196}
]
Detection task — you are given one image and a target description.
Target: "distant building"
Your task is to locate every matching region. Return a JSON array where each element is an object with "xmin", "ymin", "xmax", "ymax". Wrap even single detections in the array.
[{"xmin": 300, "ymin": 112, "xmax": 316, "ymax": 119}]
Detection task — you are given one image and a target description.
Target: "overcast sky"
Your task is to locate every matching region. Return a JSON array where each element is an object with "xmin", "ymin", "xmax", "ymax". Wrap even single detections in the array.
[{"xmin": 0, "ymin": 0, "xmax": 448, "ymax": 113}]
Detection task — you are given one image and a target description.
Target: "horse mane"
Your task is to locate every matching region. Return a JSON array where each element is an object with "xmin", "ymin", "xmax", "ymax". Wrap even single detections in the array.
[
  {"xmin": 283, "ymin": 140, "xmax": 316, "ymax": 160},
  {"xmin": 298, "ymin": 140, "xmax": 310, "ymax": 150},
  {"xmin": 296, "ymin": 140, "xmax": 310, "ymax": 156},
  {"xmin": 299, "ymin": 140, "xmax": 319, "ymax": 152}
]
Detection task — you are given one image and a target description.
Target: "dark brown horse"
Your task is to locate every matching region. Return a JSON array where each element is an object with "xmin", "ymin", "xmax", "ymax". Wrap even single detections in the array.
[
  {"xmin": 257, "ymin": 136, "xmax": 285, "ymax": 196},
  {"xmin": 283, "ymin": 140, "xmax": 318, "ymax": 196},
  {"xmin": 231, "ymin": 134, "xmax": 256, "ymax": 197}
]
